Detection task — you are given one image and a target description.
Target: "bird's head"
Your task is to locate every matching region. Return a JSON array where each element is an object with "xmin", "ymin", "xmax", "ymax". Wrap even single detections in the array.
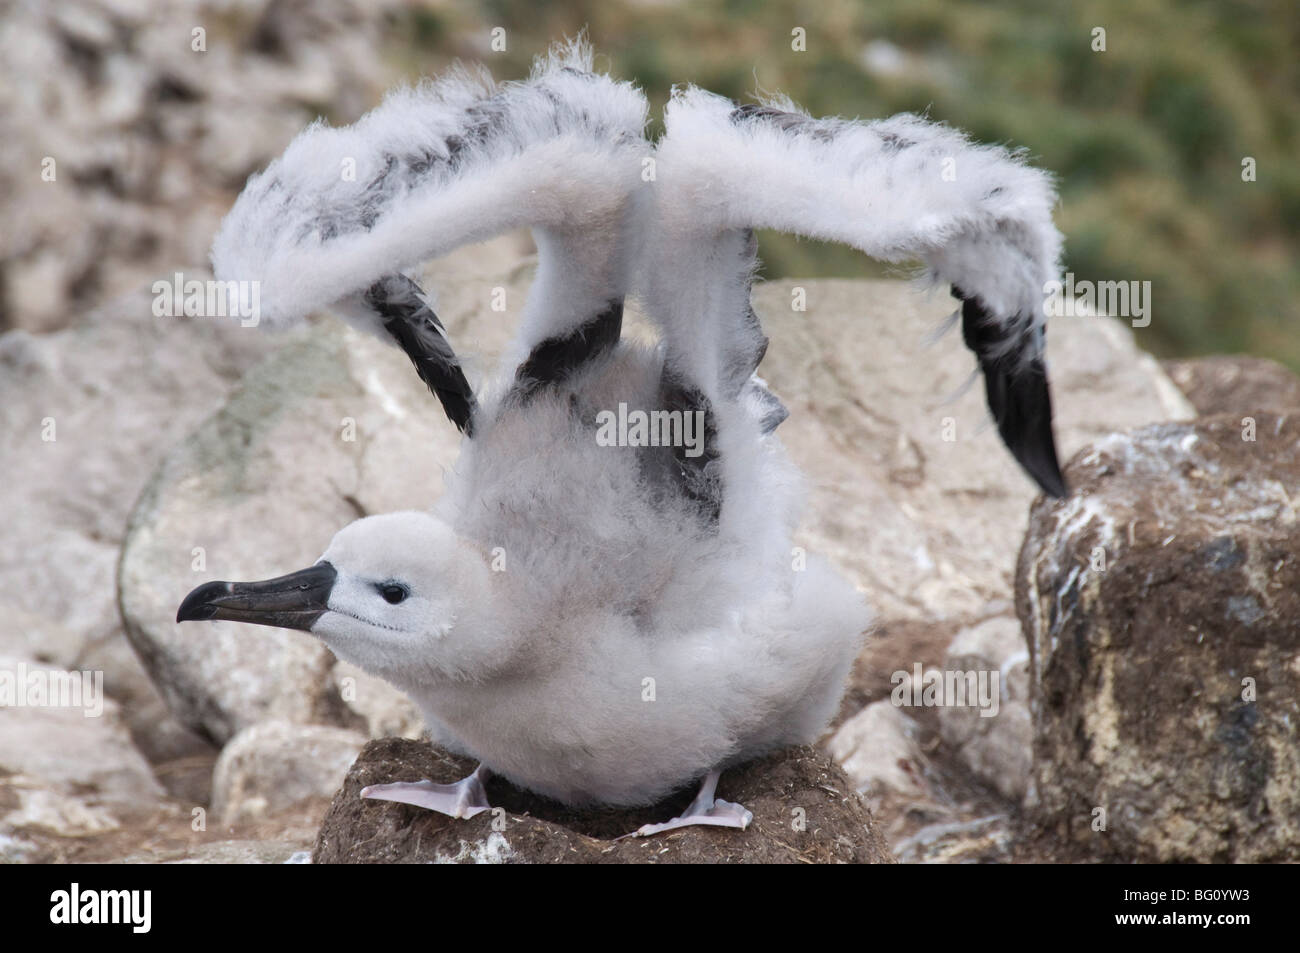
[{"xmin": 176, "ymin": 511, "xmax": 496, "ymax": 683}]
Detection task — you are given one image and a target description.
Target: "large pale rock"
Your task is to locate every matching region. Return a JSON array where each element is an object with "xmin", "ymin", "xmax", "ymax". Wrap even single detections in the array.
[
  {"xmin": 0, "ymin": 288, "xmax": 271, "ymax": 765},
  {"xmin": 0, "ymin": 607, "xmax": 85, "ymax": 670},
  {"xmin": 119, "ymin": 325, "xmax": 426, "ymax": 743},
  {"xmin": 753, "ymin": 281, "xmax": 1194, "ymax": 623},
  {"xmin": 211, "ymin": 721, "xmax": 366, "ymax": 826},
  {"xmin": 314, "ymin": 739, "xmax": 893, "ymax": 864},
  {"xmin": 1017, "ymin": 413, "xmax": 1300, "ymax": 862}
]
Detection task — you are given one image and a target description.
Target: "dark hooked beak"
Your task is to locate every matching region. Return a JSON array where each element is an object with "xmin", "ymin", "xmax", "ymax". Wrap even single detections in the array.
[{"xmin": 176, "ymin": 562, "xmax": 337, "ymax": 632}]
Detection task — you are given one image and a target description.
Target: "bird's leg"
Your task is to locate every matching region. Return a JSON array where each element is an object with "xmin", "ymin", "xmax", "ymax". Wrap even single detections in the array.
[
  {"xmin": 630, "ymin": 768, "xmax": 752, "ymax": 838},
  {"xmin": 361, "ymin": 763, "xmax": 493, "ymax": 819}
]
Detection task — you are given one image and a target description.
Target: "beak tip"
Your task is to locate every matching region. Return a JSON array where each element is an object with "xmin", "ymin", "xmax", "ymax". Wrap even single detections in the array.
[
  {"xmin": 176, "ymin": 580, "xmax": 230, "ymax": 624},
  {"xmin": 175, "ymin": 604, "xmax": 208, "ymax": 624}
]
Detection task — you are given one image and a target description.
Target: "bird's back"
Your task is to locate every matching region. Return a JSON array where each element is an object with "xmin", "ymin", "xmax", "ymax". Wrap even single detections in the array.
[{"xmin": 436, "ymin": 341, "xmax": 788, "ymax": 632}]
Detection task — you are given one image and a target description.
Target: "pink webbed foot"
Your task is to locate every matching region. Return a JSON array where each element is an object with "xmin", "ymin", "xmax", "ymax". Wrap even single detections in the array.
[
  {"xmin": 629, "ymin": 768, "xmax": 753, "ymax": 838},
  {"xmin": 361, "ymin": 763, "xmax": 492, "ymax": 819}
]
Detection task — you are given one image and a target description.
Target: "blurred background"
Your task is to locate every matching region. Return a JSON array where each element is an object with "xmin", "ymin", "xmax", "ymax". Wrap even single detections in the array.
[{"xmin": 2, "ymin": 0, "xmax": 1297, "ymax": 366}]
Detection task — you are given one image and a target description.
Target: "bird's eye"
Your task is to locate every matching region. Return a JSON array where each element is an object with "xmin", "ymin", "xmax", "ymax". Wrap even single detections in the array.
[{"xmin": 379, "ymin": 583, "xmax": 408, "ymax": 605}]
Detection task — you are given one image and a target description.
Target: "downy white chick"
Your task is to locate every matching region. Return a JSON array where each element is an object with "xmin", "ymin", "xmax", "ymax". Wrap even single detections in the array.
[{"xmin": 178, "ymin": 39, "xmax": 1065, "ymax": 836}]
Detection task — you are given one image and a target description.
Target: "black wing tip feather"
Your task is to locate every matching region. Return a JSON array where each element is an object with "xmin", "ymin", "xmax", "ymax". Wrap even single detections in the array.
[
  {"xmin": 365, "ymin": 275, "xmax": 478, "ymax": 437},
  {"xmin": 984, "ymin": 359, "xmax": 1068, "ymax": 499},
  {"xmin": 953, "ymin": 286, "xmax": 1069, "ymax": 499}
]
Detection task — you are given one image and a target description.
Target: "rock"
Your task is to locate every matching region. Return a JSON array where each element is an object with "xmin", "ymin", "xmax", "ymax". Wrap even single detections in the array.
[
  {"xmin": 0, "ymin": 606, "xmax": 85, "ymax": 670},
  {"xmin": 937, "ymin": 616, "xmax": 1033, "ymax": 802},
  {"xmin": 117, "ymin": 249, "xmax": 529, "ymax": 745},
  {"xmin": 1162, "ymin": 355, "xmax": 1300, "ymax": 416},
  {"xmin": 0, "ymin": 832, "xmax": 39, "ymax": 863},
  {"xmin": 827, "ymin": 700, "xmax": 929, "ymax": 807},
  {"xmin": 151, "ymin": 753, "xmax": 219, "ymax": 807},
  {"xmin": 892, "ymin": 813, "xmax": 1014, "ymax": 864},
  {"xmin": 1, "ymin": 783, "xmax": 123, "ymax": 838},
  {"xmin": 0, "ymin": 657, "xmax": 164, "ymax": 808},
  {"xmin": 1016, "ymin": 413, "xmax": 1300, "ymax": 862},
  {"xmin": 0, "ymin": 287, "xmax": 269, "ymax": 767},
  {"xmin": 314, "ymin": 738, "xmax": 893, "ymax": 863},
  {"xmin": 752, "ymin": 281, "xmax": 1193, "ymax": 623},
  {"xmin": 0, "ymin": 0, "xmax": 404, "ymax": 334},
  {"xmin": 125, "ymin": 695, "xmax": 217, "ymax": 766},
  {"xmin": 211, "ymin": 721, "xmax": 366, "ymax": 826},
  {"xmin": 0, "ymin": 656, "xmax": 166, "ymax": 848}
]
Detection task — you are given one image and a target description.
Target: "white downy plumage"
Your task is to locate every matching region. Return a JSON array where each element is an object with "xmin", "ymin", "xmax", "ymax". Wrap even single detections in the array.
[{"xmin": 179, "ymin": 39, "xmax": 1066, "ymax": 836}]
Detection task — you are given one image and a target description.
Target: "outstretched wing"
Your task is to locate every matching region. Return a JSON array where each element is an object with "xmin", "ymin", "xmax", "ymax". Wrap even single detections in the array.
[
  {"xmin": 210, "ymin": 40, "xmax": 647, "ymax": 434},
  {"xmin": 642, "ymin": 89, "xmax": 1067, "ymax": 497}
]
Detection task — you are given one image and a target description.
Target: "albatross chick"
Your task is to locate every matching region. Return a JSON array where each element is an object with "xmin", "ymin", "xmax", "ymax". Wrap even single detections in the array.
[{"xmin": 178, "ymin": 40, "xmax": 1066, "ymax": 837}]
